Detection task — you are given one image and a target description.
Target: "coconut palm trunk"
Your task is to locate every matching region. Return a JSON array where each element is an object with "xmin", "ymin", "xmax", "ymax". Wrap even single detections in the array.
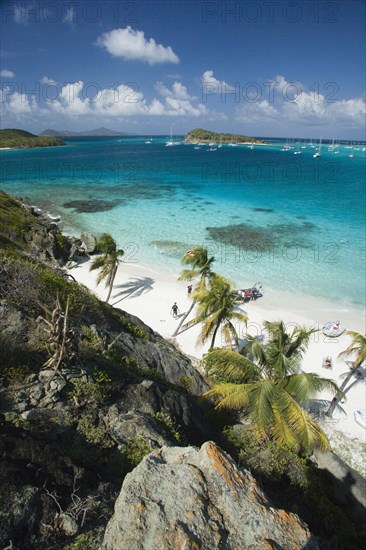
[
  {"xmin": 105, "ymin": 265, "xmax": 118, "ymax": 303},
  {"xmin": 326, "ymin": 330, "xmax": 366, "ymax": 417},
  {"xmin": 210, "ymin": 325, "xmax": 220, "ymax": 349},
  {"xmin": 89, "ymin": 233, "xmax": 124, "ymax": 304},
  {"xmin": 326, "ymin": 365, "xmax": 358, "ymax": 417},
  {"xmin": 171, "ymin": 246, "xmax": 215, "ymax": 337},
  {"xmin": 172, "ymin": 299, "xmax": 196, "ymax": 336}
]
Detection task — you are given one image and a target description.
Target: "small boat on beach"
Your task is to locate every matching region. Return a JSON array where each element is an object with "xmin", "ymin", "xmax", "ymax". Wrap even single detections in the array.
[
  {"xmin": 322, "ymin": 321, "xmax": 346, "ymax": 338},
  {"xmin": 234, "ymin": 282, "xmax": 263, "ymax": 302},
  {"xmin": 354, "ymin": 409, "xmax": 366, "ymax": 429}
]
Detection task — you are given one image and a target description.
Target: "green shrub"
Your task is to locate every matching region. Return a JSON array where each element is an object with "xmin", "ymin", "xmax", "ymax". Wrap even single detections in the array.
[
  {"xmin": 1, "ymin": 364, "xmax": 30, "ymax": 382},
  {"xmin": 80, "ymin": 325, "xmax": 103, "ymax": 351},
  {"xmin": 126, "ymin": 322, "xmax": 149, "ymax": 340},
  {"xmin": 177, "ymin": 374, "xmax": 194, "ymax": 393},
  {"xmin": 76, "ymin": 412, "xmax": 114, "ymax": 448},
  {"xmin": 4, "ymin": 412, "xmax": 31, "ymax": 430},
  {"xmin": 63, "ymin": 532, "xmax": 99, "ymax": 550},
  {"xmin": 153, "ymin": 412, "xmax": 182, "ymax": 443},
  {"xmin": 222, "ymin": 426, "xmax": 309, "ymax": 488},
  {"xmin": 69, "ymin": 370, "xmax": 111, "ymax": 405},
  {"xmin": 120, "ymin": 437, "xmax": 153, "ymax": 469},
  {"xmin": 54, "ymin": 231, "xmax": 68, "ymax": 250}
]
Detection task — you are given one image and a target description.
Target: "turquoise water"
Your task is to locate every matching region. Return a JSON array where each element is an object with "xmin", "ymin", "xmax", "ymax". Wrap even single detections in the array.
[{"xmin": 1, "ymin": 136, "xmax": 365, "ymax": 306}]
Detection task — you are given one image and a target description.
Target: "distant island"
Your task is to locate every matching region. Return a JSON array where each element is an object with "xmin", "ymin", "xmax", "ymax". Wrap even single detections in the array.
[
  {"xmin": 185, "ymin": 128, "xmax": 265, "ymax": 144},
  {"xmin": 40, "ymin": 127, "xmax": 134, "ymax": 137},
  {"xmin": 0, "ymin": 129, "xmax": 65, "ymax": 149}
]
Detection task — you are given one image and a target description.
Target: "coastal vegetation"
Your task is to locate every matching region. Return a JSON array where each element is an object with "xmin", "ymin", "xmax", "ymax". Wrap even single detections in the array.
[
  {"xmin": 203, "ymin": 321, "xmax": 341, "ymax": 452},
  {"xmin": 0, "ymin": 189, "xmax": 365, "ymax": 549},
  {"xmin": 185, "ymin": 273, "xmax": 248, "ymax": 348},
  {"xmin": 0, "ymin": 128, "xmax": 65, "ymax": 149},
  {"xmin": 172, "ymin": 246, "xmax": 216, "ymax": 336},
  {"xmin": 89, "ymin": 233, "xmax": 124, "ymax": 303},
  {"xmin": 184, "ymin": 128, "xmax": 264, "ymax": 144},
  {"xmin": 326, "ymin": 330, "xmax": 366, "ymax": 417}
]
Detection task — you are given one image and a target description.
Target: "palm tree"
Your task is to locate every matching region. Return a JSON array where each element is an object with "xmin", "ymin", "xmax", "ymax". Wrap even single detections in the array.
[
  {"xmin": 89, "ymin": 233, "xmax": 124, "ymax": 303},
  {"xmin": 326, "ymin": 330, "xmax": 366, "ymax": 417},
  {"xmin": 184, "ymin": 274, "xmax": 248, "ymax": 349},
  {"xmin": 204, "ymin": 321, "xmax": 341, "ymax": 452},
  {"xmin": 172, "ymin": 247, "xmax": 215, "ymax": 336}
]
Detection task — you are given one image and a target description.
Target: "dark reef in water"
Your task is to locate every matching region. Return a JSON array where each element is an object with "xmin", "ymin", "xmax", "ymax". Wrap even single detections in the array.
[
  {"xmin": 63, "ymin": 199, "xmax": 120, "ymax": 213},
  {"xmin": 252, "ymin": 208, "xmax": 274, "ymax": 213},
  {"xmin": 206, "ymin": 221, "xmax": 317, "ymax": 251}
]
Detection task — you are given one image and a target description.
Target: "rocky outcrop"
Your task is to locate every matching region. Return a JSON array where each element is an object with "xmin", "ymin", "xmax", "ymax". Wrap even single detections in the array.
[
  {"xmin": 80, "ymin": 231, "xmax": 97, "ymax": 253},
  {"xmin": 0, "ymin": 415, "xmax": 116, "ymax": 549},
  {"xmin": 103, "ymin": 379, "xmax": 215, "ymax": 447},
  {"xmin": 109, "ymin": 313, "xmax": 208, "ymax": 396},
  {"xmin": 101, "ymin": 441, "xmax": 319, "ymax": 550}
]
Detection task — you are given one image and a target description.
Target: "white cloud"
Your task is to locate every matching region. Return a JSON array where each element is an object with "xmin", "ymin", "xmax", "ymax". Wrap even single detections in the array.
[
  {"xmin": 46, "ymin": 80, "xmax": 207, "ymax": 118},
  {"xmin": 40, "ymin": 76, "xmax": 57, "ymax": 85},
  {"xmin": 201, "ymin": 70, "xmax": 235, "ymax": 92},
  {"xmin": 240, "ymin": 100, "xmax": 279, "ymax": 123},
  {"xmin": 0, "ymin": 69, "xmax": 15, "ymax": 78},
  {"xmin": 154, "ymin": 81, "xmax": 206, "ymax": 116},
  {"xmin": 236, "ymin": 75, "xmax": 366, "ymax": 132},
  {"xmin": 7, "ymin": 92, "xmax": 32, "ymax": 116},
  {"xmin": 155, "ymin": 81, "xmax": 196, "ymax": 101},
  {"xmin": 96, "ymin": 27, "xmax": 179, "ymax": 65}
]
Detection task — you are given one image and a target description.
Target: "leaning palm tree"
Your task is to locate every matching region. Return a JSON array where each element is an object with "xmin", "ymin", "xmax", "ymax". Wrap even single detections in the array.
[
  {"xmin": 89, "ymin": 233, "xmax": 124, "ymax": 303},
  {"xmin": 204, "ymin": 321, "xmax": 341, "ymax": 453},
  {"xmin": 326, "ymin": 330, "xmax": 366, "ymax": 417},
  {"xmin": 185, "ymin": 274, "xmax": 248, "ymax": 349},
  {"xmin": 172, "ymin": 246, "xmax": 216, "ymax": 336}
]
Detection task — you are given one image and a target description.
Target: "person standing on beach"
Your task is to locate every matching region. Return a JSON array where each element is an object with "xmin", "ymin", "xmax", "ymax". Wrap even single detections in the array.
[
  {"xmin": 171, "ymin": 302, "xmax": 179, "ymax": 318},
  {"xmin": 187, "ymin": 285, "xmax": 192, "ymax": 296}
]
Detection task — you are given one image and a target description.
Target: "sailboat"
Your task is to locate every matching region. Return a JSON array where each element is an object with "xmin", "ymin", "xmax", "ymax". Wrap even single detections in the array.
[
  {"xmin": 165, "ymin": 126, "xmax": 179, "ymax": 146},
  {"xmin": 313, "ymin": 137, "xmax": 322, "ymax": 158}
]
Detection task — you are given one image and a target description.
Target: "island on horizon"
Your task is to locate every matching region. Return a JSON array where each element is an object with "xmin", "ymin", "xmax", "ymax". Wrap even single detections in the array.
[
  {"xmin": 184, "ymin": 128, "xmax": 265, "ymax": 144},
  {"xmin": 40, "ymin": 127, "xmax": 135, "ymax": 137},
  {"xmin": 0, "ymin": 129, "xmax": 65, "ymax": 150}
]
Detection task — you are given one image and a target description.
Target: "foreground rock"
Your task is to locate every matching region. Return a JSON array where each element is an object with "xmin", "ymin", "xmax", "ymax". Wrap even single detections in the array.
[{"xmin": 102, "ymin": 441, "xmax": 319, "ymax": 550}]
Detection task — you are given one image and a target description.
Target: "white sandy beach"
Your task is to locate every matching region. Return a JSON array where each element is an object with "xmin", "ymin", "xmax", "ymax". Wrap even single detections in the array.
[{"xmin": 68, "ymin": 257, "xmax": 366, "ymax": 474}]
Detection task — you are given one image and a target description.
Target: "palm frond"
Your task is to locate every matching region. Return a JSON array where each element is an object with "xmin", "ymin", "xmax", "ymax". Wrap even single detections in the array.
[
  {"xmin": 204, "ymin": 348, "xmax": 260, "ymax": 383},
  {"xmin": 204, "ymin": 382, "xmax": 251, "ymax": 410},
  {"xmin": 284, "ymin": 372, "xmax": 342, "ymax": 403},
  {"xmin": 243, "ymin": 335, "xmax": 268, "ymax": 367},
  {"xmin": 338, "ymin": 331, "xmax": 366, "ymax": 367},
  {"xmin": 89, "ymin": 255, "xmax": 107, "ymax": 271},
  {"xmin": 178, "ymin": 268, "xmax": 200, "ymax": 281},
  {"xmin": 285, "ymin": 399, "xmax": 330, "ymax": 451},
  {"xmin": 247, "ymin": 380, "xmax": 278, "ymax": 433}
]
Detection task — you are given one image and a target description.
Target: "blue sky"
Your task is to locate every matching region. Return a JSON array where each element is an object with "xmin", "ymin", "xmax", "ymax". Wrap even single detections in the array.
[{"xmin": 1, "ymin": 0, "xmax": 365, "ymax": 139}]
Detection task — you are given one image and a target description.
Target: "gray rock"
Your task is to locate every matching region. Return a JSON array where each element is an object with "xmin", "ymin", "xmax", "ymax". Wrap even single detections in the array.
[
  {"xmin": 58, "ymin": 513, "xmax": 79, "ymax": 536},
  {"xmin": 101, "ymin": 442, "xmax": 318, "ymax": 550},
  {"xmin": 38, "ymin": 369, "xmax": 55, "ymax": 384},
  {"xmin": 112, "ymin": 312, "xmax": 208, "ymax": 396},
  {"xmin": 104, "ymin": 408, "xmax": 177, "ymax": 448},
  {"xmin": 106, "ymin": 381, "xmax": 215, "ymax": 446},
  {"xmin": 80, "ymin": 231, "xmax": 97, "ymax": 253}
]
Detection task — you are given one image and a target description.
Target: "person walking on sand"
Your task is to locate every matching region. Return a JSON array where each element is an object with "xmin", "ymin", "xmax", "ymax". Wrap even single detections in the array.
[
  {"xmin": 171, "ymin": 302, "xmax": 179, "ymax": 318},
  {"xmin": 187, "ymin": 285, "xmax": 192, "ymax": 296}
]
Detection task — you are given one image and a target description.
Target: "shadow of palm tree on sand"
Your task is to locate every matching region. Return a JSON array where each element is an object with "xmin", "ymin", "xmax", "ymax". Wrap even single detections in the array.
[{"xmin": 112, "ymin": 277, "xmax": 155, "ymax": 305}]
